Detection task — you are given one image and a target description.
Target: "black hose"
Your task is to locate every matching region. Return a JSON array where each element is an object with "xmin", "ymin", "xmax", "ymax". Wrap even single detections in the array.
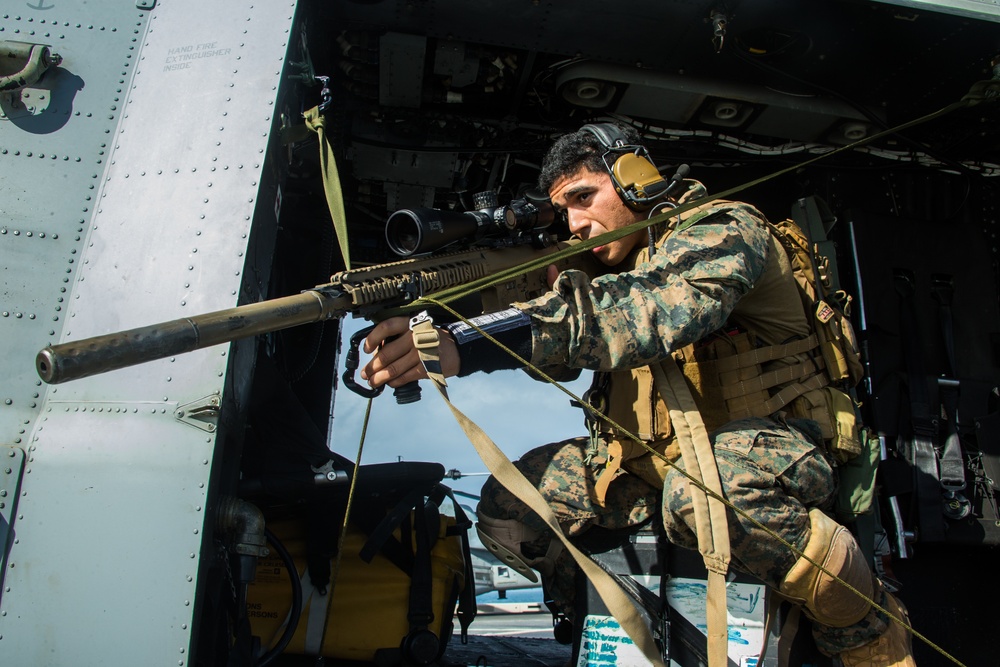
[
  {"xmin": 258, "ymin": 528, "xmax": 304, "ymax": 666},
  {"xmin": 727, "ymin": 37, "xmax": 982, "ymax": 183}
]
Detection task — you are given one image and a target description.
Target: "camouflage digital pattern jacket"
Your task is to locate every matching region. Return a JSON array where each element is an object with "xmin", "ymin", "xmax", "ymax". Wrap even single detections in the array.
[{"xmin": 514, "ymin": 196, "xmax": 774, "ymax": 372}]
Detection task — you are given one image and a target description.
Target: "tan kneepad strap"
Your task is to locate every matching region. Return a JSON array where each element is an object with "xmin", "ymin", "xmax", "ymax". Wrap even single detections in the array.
[
  {"xmin": 476, "ymin": 514, "xmax": 564, "ymax": 582},
  {"xmin": 475, "ymin": 522, "xmax": 539, "ymax": 583}
]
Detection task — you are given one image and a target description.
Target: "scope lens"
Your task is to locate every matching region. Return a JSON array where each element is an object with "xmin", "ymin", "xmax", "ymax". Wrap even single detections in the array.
[{"xmin": 385, "ymin": 210, "xmax": 423, "ymax": 256}]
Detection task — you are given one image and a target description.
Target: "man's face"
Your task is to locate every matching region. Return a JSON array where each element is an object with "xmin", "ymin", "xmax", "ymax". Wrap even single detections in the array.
[{"xmin": 548, "ymin": 166, "xmax": 647, "ymax": 266}]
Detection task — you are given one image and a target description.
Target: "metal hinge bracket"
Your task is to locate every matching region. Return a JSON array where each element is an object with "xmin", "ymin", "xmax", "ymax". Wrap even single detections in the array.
[{"xmin": 175, "ymin": 394, "xmax": 221, "ymax": 432}]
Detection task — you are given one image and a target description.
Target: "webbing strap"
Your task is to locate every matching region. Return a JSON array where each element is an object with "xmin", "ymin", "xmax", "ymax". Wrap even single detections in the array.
[
  {"xmin": 301, "ymin": 571, "xmax": 333, "ymax": 655},
  {"xmin": 432, "ymin": 384, "xmax": 665, "ymax": 665},
  {"xmin": 410, "ymin": 319, "xmax": 664, "ymax": 665},
  {"xmin": 652, "ymin": 361, "xmax": 731, "ymax": 667},
  {"xmin": 410, "ymin": 313, "xmax": 449, "ymax": 397},
  {"xmin": 303, "ymin": 105, "xmax": 352, "ymax": 271},
  {"xmin": 726, "ymin": 369, "xmax": 830, "ymax": 420},
  {"xmin": 441, "ymin": 485, "xmax": 479, "ymax": 641},
  {"xmin": 592, "ymin": 440, "xmax": 624, "ymax": 507},
  {"xmin": 777, "ymin": 604, "xmax": 802, "ymax": 666},
  {"xmin": 714, "ymin": 334, "xmax": 820, "ymax": 373},
  {"xmin": 764, "ymin": 371, "xmax": 827, "ymax": 414},
  {"xmin": 718, "ymin": 356, "xmax": 823, "ymax": 400},
  {"xmin": 938, "ymin": 384, "xmax": 966, "ymax": 491},
  {"xmin": 408, "ymin": 502, "xmax": 435, "ymax": 631}
]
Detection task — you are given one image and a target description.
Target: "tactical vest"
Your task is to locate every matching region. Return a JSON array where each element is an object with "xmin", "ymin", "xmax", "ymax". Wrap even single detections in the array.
[{"xmin": 589, "ymin": 197, "xmax": 864, "ymax": 494}]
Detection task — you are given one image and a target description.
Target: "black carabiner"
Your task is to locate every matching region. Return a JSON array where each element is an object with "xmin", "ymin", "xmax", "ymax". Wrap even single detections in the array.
[
  {"xmin": 342, "ymin": 324, "xmax": 384, "ymax": 399},
  {"xmin": 342, "ymin": 323, "xmax": 423, "ymax": 403}
]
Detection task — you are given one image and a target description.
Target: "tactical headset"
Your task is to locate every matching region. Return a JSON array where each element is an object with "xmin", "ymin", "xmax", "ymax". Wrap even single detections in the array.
[{"xmin": 580, "ymin": 122, "xmax": 671, "ymax": 211}]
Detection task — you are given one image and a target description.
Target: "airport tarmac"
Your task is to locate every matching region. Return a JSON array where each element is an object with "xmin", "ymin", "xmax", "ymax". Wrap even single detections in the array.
[{"xmin": 440, "ymin": 591, "xmax": 572, "ymax": 667}]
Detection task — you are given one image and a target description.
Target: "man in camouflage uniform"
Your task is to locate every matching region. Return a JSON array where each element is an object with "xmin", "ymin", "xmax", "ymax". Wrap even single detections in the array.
[{"xmin": 361, "ymin": 123, "xmax": 915, "ymax": 666}]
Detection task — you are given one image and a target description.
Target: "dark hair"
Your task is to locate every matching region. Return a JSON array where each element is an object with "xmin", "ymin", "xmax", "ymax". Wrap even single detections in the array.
[{"xmin": 537, "ymin": 123, "xmax": 644, "ymax": 194}]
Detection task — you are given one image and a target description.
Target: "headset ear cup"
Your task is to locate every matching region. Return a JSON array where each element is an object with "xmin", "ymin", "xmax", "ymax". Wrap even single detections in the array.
[
  {"xmin": 612, "ymin": 153, "xmax": 667, "ymax": 210},
  {"xmin": 580, "ymin": 122, "xmax": 669, "ymax": 210},
  {"xmin": 612, "ymin": 153, "xmax": 659, "ymax": 186}
]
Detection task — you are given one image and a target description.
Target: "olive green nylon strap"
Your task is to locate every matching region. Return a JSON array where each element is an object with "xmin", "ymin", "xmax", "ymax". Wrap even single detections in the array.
[
  {"xmin": 409, "ymin": 316, "xmax": 664, "ymax": 666},
  {"xmin": 304, "ymin": 105, "xmax": 352, "ymax": 271},
  {"xmin": 400, "ymin": 87, "xmax": 990, "ymax": 319},
  {"xmin": 652, "ymin": 360, "xmax": 731, "ymax": 667}
]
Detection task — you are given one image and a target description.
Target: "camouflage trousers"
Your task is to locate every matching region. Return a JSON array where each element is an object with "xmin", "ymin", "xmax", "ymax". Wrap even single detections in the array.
[{"xmin": 477, "ymin": 415, "xmax": 890, "ymax": 655}]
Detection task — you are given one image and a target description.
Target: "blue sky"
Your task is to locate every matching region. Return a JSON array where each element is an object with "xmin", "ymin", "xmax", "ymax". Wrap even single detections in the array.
[{"xmin": 330, "ymin": 315, "xmax": 595, "ymax": 506}]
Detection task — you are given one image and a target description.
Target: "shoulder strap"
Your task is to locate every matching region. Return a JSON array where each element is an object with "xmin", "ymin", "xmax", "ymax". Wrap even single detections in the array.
[
  {"xmin": 358, "ymin": 485, "xmax": 427, "ymax": 569},
  {"xmin": 438, "ymin": 484, "xmax": 478, "ymax": 643},
  {"xmin": 403, "ymin": 497, "xmax": 438, "ymax": 660},
  {"xmin": 652, "ymin": 360, "xmax": 731, "ymax": 667},
  {"xmin": 930, "ymin": 274, "xmax": 969, "ymax": 511}
]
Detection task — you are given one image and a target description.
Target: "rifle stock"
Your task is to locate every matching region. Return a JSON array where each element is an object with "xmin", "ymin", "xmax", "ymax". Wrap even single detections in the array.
[{"xmin": 36, "ymin": 238, "xmax": 594, "ymax": 384}]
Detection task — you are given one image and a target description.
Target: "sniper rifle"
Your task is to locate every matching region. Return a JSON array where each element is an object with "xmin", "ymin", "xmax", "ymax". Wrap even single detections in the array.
[{"xmin": 35, "ymin": 194, "xmax": 596, "ymax": 389}]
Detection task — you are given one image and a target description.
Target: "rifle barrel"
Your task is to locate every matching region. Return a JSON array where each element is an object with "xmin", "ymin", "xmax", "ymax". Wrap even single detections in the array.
[{"xmin": 36, "ymin": 289, "xmax": 351, "ymax": 384}]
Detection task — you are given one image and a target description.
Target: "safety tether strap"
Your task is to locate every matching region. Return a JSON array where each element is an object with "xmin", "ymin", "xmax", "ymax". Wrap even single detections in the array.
[
  {"xmin": 652, "ymin": 360, "xmax": 731, "ymax": 667},
  {"xmin": 394, "ymin": 81, "xmax": 996, "ymax": 328},
  {"xmin": 303, "ymin": 105, "xmax": 352, "ymax": 271},
  {"xmin": 408, "ymin": 316, "xmax": 666, "ymax": 667}
]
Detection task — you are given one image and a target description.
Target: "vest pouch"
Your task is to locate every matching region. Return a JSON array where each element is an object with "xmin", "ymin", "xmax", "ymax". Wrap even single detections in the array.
[
  {"xmin": 814, "ymin": 298, "xmax": 864, "ymax": 387},
  {"xmin": 600, "ymin": 366, "xmax": 670, "ymax": 443},
  {"xmin": 838, "ymin": 308, "xmax": 864, "ymax": 386},
  {"xmin": 789, "ymin": 387, "xmax": 861, "ymax": 463},
  {"xmin": 594, "ymin": 367, "xmax": 674, "ymax": 503},
  {"xmin": 835, "ymin": 428, "xmax": 881, "ymax": 523},
  {"xmin": 825, "ymin": 386, "xmax": 862, "ymax": 462}
]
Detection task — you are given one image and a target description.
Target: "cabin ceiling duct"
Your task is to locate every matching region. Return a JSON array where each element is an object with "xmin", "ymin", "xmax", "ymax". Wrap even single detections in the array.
[{"xmin": 556, "ymin": 61, "xmax": 879, "ymax": 143}]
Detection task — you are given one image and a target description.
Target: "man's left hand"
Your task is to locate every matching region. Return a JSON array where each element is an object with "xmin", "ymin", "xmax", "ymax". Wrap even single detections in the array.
[{"xmin": 360, "ymin": 315, "xmax": 460, "ymax": 389}]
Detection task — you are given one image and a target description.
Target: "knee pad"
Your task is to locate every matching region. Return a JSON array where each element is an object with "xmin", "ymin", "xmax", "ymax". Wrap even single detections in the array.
[
  {"xmin": 779, "ymin": 508, "xmax": 874, "ymax": 628},
  {"xmin": 476, "ymin": 512, "xmax": 563, "ymax": 581}
]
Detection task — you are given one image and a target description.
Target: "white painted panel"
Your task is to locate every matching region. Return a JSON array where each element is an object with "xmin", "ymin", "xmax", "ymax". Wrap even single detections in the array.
[{"xmin": 2, "ymin": 1, "xmax": 299, "ymax": 665}]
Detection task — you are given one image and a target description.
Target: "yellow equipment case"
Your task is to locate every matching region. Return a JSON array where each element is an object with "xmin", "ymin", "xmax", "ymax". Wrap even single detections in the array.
[{"xmin": 246, "ymin": 462, "xmax": 476, "ymax": 666}]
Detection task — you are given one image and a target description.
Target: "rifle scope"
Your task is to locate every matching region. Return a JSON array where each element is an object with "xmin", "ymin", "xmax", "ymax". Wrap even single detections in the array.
[
  {"xmin": 385, "ymin": 190, "xmax": 556, "ymax": 257},
  {"xmin": 385, "ymin": 207, "xmax": 494, "ymax": 257}
]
